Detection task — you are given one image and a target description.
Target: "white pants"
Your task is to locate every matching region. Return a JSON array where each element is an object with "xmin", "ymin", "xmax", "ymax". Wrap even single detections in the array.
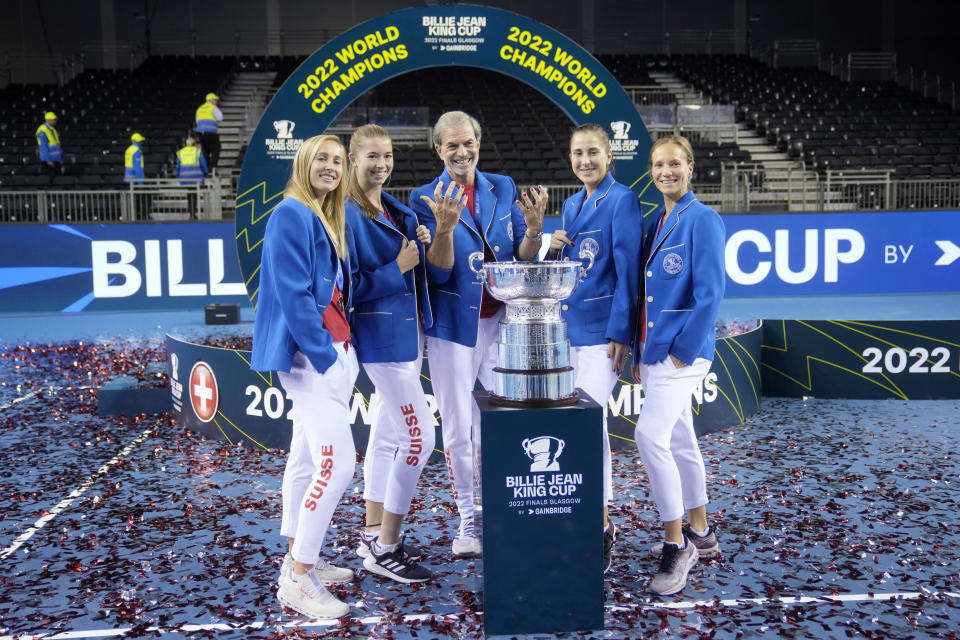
[
  {"xmin": 570, "ymin": 344, "xmax": 619, "ymax": 505},
  {"xmin": 362, "ymin": 330, "xmax": 437, "ymax": 516},
  {"xmin": 278, "ymin": 346, "xmax": 359, "ymax": 565},
  {"xmin": 633, "ymin": 356, "xmax": 712, "ymax": 523},
  {"xmin": 427, "ymin": 310, "xmax": 501, "ymax": 528}
]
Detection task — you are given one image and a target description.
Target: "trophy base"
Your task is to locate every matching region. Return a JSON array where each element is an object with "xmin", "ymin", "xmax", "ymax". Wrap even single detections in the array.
[
  {"xmin": 488, "ymin": 391, "xmax": 581, "ymax": 408},
  {"xmin": 491, "ymin": 365, "xmax": 577, "ymax": 405}
]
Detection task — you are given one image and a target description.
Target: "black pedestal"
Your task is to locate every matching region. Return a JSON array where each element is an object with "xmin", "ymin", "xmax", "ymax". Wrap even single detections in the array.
[{"xmin": 477, "ymin": 390, "xmax": 604, "ymax": 636}]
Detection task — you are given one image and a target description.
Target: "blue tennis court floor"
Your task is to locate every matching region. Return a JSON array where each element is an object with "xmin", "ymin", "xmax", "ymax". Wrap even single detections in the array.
[{"xmin": 0, "ymin": 308, "xmax": 958, "ymax": 639}]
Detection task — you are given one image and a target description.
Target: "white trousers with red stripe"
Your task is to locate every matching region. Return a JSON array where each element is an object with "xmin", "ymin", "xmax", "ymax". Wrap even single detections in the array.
[
  {"xmin": 427, "ymin": 310, "xmax": 501, "ymax": 530},
  {"xmin": 570, "ymin": 344, "xmax": 619, "ymax": 505},
  {"xmin": 361, "ymin": 329, "xmax": 437, "ymax": 516},
  {"xmin": 278, "ymin": 346, "xmax": 359, "ymax": 565},
  {"xmin": 633, "ymin": 355, "xmax": 712, "ymax": 523}
]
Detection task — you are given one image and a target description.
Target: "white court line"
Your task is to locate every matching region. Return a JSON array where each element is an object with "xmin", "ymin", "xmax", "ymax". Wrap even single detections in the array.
[
  {"xmin": 1, "ymin": 592, "xmax": 958, "ymax": 640},
  {"xmin": 0, "ymin": 385, "xmax": 93, "ymax": 412},
  {"xmin": 0, "ymin": 387, "xmax": 46, "ymax": 411},
  {"xmin": 609, "ymin": 589, "xmax": 960, "ymax": 611},
  {"xmin": 0, "ymin": 424, "xmax": 157, "ymax": 561}
]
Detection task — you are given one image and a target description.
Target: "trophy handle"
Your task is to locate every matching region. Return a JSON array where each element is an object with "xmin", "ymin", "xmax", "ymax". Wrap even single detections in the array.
[
  {"xmin": 468, "ymin": 251, "xmax": 485, "ymax": 278},
  {"xmin": 578, "ymin": 246, "xmax": 596, "ymax": 280},
  {"xmin": 554, "ymin": 438, "xmax": 565, "ymax": 457}
]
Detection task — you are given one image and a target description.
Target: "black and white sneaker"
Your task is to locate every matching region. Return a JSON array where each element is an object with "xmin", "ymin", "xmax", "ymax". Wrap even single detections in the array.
[
  {"xmin": 357, "ymin": 534, "xmax": 424, "ymax": 561},
  {"xmin": 603, "ymin": 522, "xmax": 618, "ymax": 574},
  {"xmin": 648, "ymin": 537, "xmax": 698, "ymax": 595},
  {"xmin": 363, "ymin": 542, "xmax": 432, "ymax": 584},
  {"xmin": 651, "ymin": 524, "xmax": 719, "ymax": 559}
]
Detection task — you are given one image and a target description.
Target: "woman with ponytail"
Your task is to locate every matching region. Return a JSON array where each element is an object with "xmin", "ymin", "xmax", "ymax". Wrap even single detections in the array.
[{"xmin": 344, "ymin": 124, "xmax": 436, "ymax": 584}]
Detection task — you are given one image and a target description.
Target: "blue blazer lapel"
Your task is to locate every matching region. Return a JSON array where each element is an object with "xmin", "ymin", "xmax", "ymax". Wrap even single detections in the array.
[
  {"xmin": 377, "ymin": 192, "xmax": 408, "ymax": 237},
  {"xmin": 474, "ymin": 171, "xmax": 497, "ymax": 237},
  {"xmin": 566, "ymin": 173, "xmax": 614, "ymax": 240},
  {"xmin": 647, "ymin": 191, "xmax": 696, "ymax": 264},
  {"xmin": 562, "ymin": 188, "xmax": 587, "ymax": 232}
]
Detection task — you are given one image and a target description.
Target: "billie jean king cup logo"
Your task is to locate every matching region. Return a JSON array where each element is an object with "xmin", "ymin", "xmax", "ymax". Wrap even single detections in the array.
[
  {"xmin": 610, "ymin": 120, "xmax": 631, "ymax": 140},
  {"xmin": 170, "ymin": 352, "xmax": 183, "ymax": 402},
  {"xmin": 522, "ymin": 436, "xmax": 566, "ymax": 472},
  {"xmin": 273, "ymin": 120, "xmax": 296, "ymax": 139}
]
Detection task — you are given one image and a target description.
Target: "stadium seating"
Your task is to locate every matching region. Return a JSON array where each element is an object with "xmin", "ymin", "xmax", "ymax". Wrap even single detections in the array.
[
  {"xmin": 1, "ymin": 53, "xmax": 957, "ymax": 212},
  {"xmin": 661, "ymin": 54, "xmax": 960, "ymax": 179},
  {"xmin": 0, "ymin": 57, "xmax": 235, "ymax": 189}
]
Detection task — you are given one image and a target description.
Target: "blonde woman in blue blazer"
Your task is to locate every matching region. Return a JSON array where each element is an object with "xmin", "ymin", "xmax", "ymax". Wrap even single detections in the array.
[
  {"xmin": 546, "ymin": 123, "xmax": 643, "ymax": 574},
  {"xmin": 631, "ymin": 135, "xmax": 726, "ymax": 596},
  {"xmin": 344, "ymin": 124, "xmax": 435, "ymax": 584},
  {"xmin": 250, "ymin": 134, "xmax": 357, "ymax": 619}
]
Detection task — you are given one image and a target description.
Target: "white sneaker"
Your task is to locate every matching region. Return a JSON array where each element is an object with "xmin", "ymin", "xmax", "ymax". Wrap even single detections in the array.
[
  {"xmin": 277, "ymin": 567, "xmax": 350, "ymax": 619},
  {"xmin": 280, "ymin": 553, "xmax": 354, "ymax": 586},
  {"xmin": 648, "ymin": 538, "xmax": 699, "ymax": 596},
  {"xmin": 279, "ymin": 553, "xmax": 292, "ymax": 587},
  {"xmin": 451, "ymin": 535, "xmax": 481, "ymax": 557},
  {"xmin": 314, "ymin": 558, "xmax": 354, "ymax": 585}
]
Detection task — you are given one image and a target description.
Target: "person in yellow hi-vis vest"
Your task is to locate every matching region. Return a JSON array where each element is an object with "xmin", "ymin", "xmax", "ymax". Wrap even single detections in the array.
[
  {"xmin": 124, "ymin": 132, "xmax": 149, "ymax": 219},
  {"xmin": 175, "ymin": 137, "xmax": 208, "ymax": 217},
  {"xmin": 124, "ymin": 132, "xmax": 146, "ymax": 184},
  {"xmin": 36, "ymin": 112, "xmax": 62, "ymax": 184},
  {"xmin": 195, "ymin": 92, "xmax": 223, "ymax": 170}
]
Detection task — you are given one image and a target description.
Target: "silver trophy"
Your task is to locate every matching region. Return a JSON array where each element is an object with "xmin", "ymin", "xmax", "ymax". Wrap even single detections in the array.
[{"xmin": 469, "ymin": 248, "xmax": 595, "ymax": 407}]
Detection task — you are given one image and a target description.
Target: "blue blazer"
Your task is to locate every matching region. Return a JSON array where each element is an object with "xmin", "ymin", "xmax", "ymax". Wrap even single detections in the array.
[
  {"xmin": 345, "ymin": 192, "xmax": 433, "ymax": 363},
  {"xmin": 633, "ymin": 190, "xmax": 726, "ymax": 366},
  {"xmin": 410, "ymin": 168, "xmax": 529, "ymax": 347},
  {"xmin": 251, "ymin": 197, "xmax": 351, "ymax": 374},
  {"xmin": 554, "ymin": 172, "xmax": 644, "ymax": 346}
]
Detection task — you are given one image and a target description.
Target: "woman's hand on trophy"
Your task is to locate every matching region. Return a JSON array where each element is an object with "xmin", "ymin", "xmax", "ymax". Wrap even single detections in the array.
[
  {"xmin": 548, "ymin": 229, "xmax": 574, "ymax": 255},
  {"xmin": 420, "ymin": 181, "xmax": 466, "ymax": 235},
  {"xmin": 517, "ymin": 185, "xmax": 548, "ymax": 237},
  {"xmin": 608, "ymin": 340, "xmax": 630, "ymax": 375},
  {"xmin": 415, "ymin": 224, "xmax": 431, "ymax": 245}
]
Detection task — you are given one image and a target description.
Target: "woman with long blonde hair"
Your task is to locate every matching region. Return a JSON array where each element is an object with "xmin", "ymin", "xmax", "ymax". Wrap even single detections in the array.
[{"xmin": 250, "ymin": 134, "xmax": 357, "ymax": 619}]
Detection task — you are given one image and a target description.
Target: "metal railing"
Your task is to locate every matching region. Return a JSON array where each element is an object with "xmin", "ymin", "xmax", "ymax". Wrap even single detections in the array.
[
  {"xmin": 78, "ymin": 41, "xmax": 148, "ymax": 72},
  {"xmin": 712, "ymin": 165, "xmax": 960, "ymax": 213},
  {"xmin": 771, "ymin": 40, "xmax": 821, "ymax": 68},
  {"xmin": 624, "ymin": 86, "xmax": 677, "ymax": 106},
  {"xmin": 0, "ymin": 178, "xmax": 233, "ymax": 224},
  {"xmin": 327, "ymin": 126, "xmax": 432, "ymax": 147},
  {"xmin": 4, "ymin": 175, "xmax": 959, "ymax": 224},
  {"xmin": 0, "ymin": 52, "xmax": 79, "ymax": 87},
  {"xmin": 647, "ymin": 124, "xmax": 739, "ymax": 145},
  {"xmin": 846, "ymin": 52, "xmax": 897, "ymax": 82}
]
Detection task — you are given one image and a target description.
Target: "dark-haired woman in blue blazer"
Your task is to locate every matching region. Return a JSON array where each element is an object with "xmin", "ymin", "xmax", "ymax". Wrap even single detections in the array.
[{"xmin": 547, "ymin": 123, "xmax": 644, "ymax": 574}]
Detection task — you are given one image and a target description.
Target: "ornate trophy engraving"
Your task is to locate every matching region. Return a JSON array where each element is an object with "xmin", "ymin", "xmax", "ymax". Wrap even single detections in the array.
[{"xmin": 469, "ymin": 248, "xmax": 595, "ymax": 407}]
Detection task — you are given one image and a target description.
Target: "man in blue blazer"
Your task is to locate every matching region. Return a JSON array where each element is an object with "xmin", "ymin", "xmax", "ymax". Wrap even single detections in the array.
[{"xmin": 410, "ymin": 110, "xmax": 547, "ymax": 556}]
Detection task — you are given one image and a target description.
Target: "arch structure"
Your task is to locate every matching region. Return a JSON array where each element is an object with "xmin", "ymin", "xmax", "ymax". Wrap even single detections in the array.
[{"xmin": 235, "ymin": 4, "xmax": 655, "ymax": 305}]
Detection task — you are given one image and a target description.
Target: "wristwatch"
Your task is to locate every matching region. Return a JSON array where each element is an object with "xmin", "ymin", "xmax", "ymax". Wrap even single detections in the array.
[{"xmin": 525, "ymin": 228, "xmax": 543, "ymax": 241}]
